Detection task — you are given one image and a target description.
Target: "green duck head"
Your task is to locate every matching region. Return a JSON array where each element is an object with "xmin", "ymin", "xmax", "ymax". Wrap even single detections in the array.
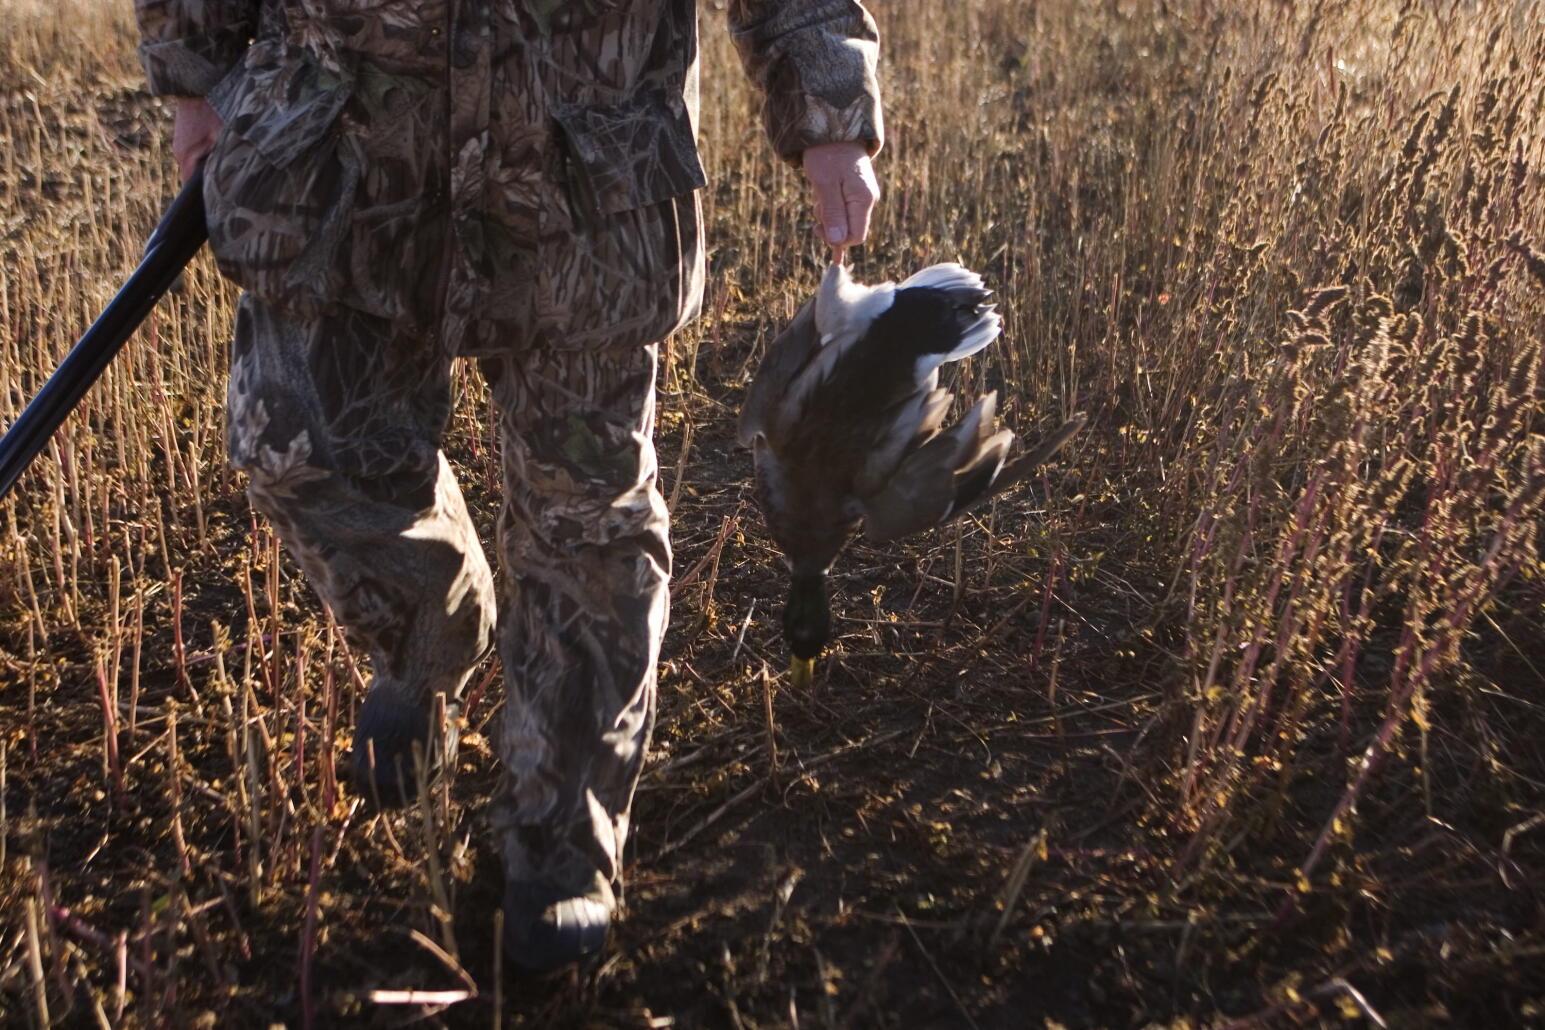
[{"xmin": 783, "ymin": 572, "xmax": 831, "ymax": 661}]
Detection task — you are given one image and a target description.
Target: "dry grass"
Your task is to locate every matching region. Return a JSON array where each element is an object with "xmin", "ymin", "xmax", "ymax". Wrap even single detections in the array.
[{"xmin": 3, "ymin": 0, "xmax": 1545, "ymax": 1026}]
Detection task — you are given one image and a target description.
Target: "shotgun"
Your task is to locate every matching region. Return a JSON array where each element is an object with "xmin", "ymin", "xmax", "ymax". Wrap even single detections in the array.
[{"xmin": 0, "ymin": 167, "xmax": 208, "ymax": 501}]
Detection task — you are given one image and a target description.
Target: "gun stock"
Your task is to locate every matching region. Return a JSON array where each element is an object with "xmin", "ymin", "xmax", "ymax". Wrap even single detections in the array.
[{"xmin": 0, "ymin": 167, "xmax": 208, "ymax": 501}]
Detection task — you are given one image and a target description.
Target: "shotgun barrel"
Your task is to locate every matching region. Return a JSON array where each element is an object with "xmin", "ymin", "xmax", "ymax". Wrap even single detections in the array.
[{"xmin": 0, "ymin": 167, "xmax": 208, "ymax": 501}]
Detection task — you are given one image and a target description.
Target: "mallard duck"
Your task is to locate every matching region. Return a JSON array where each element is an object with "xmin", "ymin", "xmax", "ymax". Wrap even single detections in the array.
[{"xmin": 738, "ymin": 262, "xmax": 1085, "ymax": 685}]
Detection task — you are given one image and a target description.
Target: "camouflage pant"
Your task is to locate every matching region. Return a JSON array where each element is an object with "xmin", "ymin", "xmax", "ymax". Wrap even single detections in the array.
[{"xmin": 227, "ymin": 293, "xmax": 669, "ymax": 895}]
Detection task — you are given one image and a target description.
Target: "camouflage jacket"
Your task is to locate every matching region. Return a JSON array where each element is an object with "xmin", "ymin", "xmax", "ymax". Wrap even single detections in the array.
[{"xmin": 134, "ymin": 0, "xmax": 883, "ymax": 352}]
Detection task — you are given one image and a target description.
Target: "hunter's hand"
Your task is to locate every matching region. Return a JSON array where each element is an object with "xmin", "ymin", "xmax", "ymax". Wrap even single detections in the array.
[
  {"xmin": 172, "ymin": 97, "xmax": 223, "ymax": 182},
  {"xmin": 803, "ymin": 141, "xmax": 879, "ymax": 264}
]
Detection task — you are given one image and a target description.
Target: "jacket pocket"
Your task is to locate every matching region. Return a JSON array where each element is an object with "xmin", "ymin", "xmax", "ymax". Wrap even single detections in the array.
[
  {"xmin": 524, "ymin": 0, "xmax": 638, "ymax": 35},
  {"xmin": 532, "ymin": 190, "xmax": 703, "ymax": 351},
  {"xmin": 535, "ymin": 89, "xmax": 705, "ymax": 350},
  {"xmin": 550, "ymin": 87, "xmax": 706, "ymax": 227},
  {"xmin": 203, "ymin": 43, "xmax": 357, "ymax": 314}
]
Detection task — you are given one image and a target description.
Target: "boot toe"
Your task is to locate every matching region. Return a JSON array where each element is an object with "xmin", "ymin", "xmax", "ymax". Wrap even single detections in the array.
[
  {"xmin": 350, "ymin": 691, "xmax": 457, "ymax": 807},
  {"xmin": 502, "ymin": 878, "xmax": 613, "ymax": 972}
]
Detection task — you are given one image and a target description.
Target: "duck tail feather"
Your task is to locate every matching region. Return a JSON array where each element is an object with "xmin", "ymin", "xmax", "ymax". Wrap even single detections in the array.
[
  {"xmin": 912, "ymin": 305, "xmax": 1002, "ymax": 381},
  {"xmin": 944, "ymin": 305, "xmax": 1003, "ymax": 362},
  {"xmin": 898, "ymin": 262, "xmax": 986, "ymax": 292}
]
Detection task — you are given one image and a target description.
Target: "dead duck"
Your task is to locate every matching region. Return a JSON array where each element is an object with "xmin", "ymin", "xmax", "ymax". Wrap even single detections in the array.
[{"xmin": 738, "ymin": 262, "xmax": 1085, "ymax": 685}]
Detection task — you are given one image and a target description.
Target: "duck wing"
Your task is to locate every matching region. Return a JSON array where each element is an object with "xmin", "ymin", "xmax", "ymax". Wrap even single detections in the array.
[
  {"xmin": 861, "ymin": 402, "xmax": 1086, "ymax": 542},
  {"xmin": 861, "ymin": 392, "xmax": 1007, "ymax": 541},
  {"xmin": 984, "ymin": 412, "xmax": 1088, "ymax": 494},
  {"xmin": 738, "ymin": 296, "xmax": 819, "ymax": 448},
  {"xmin": 741, "ymin": 261, "xmax": 1081, "ymax": 564}
]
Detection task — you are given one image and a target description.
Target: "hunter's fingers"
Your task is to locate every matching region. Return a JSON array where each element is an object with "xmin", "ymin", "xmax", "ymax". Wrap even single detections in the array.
[
  {"xmin": 802, "ymin": 141, "xmax": 880, "ymax": 258},
  {"xmin": 172, "ymin": 97, "xmax": 223, "ymax": 183},
  {"xmin": 176, "ymin": 131, "xmax": 217, "ymax": 183},
  {"xmin": 810, "ymin": 177, "xmax": 849, "ymax": 247},
  {"xmin": 841, "ymin": 162, "xmax": 879, "ymax": 247}
]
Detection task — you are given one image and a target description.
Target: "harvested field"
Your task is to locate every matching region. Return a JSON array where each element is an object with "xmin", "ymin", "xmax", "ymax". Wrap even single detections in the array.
[{"xmin": 3, "ymin": 0, "xmax": 1545, "ymax": 1026}]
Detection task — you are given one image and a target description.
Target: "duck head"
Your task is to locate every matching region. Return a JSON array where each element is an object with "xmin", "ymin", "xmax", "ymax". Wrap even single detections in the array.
[
  {"xmin": 783, "ymin": 571, "xmax": 831, "ymax": 689},
  {"xmin": 783, "ymin": 572, "xmax": 832, "ymax": 661}
]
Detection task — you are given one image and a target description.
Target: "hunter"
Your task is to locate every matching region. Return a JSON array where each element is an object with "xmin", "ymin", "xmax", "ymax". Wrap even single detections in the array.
[{"xmin": 133, "ymin": 0, "xmax": 882, "ymax": 971}]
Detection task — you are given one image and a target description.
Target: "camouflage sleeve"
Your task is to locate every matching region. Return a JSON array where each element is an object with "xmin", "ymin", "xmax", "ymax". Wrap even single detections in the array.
[
  {"xmin": 726, "ymin": 0, "xmax": 884, "ymax": 165},
  {"xmin": 135, "ymin": 0, "xmax": 259, "ymax": 97}
]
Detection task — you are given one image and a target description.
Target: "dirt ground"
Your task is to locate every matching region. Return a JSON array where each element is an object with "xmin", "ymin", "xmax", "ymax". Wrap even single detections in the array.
[{"xmin": 9, "ymin": 320, "xmax": 1544, "ymax": 1028}]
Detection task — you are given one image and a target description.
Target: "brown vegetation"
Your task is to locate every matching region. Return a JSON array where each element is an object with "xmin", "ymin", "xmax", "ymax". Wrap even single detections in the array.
[{"xmin": 2, "ymin": 0, "xmax": 1543, "ymax": 1026}]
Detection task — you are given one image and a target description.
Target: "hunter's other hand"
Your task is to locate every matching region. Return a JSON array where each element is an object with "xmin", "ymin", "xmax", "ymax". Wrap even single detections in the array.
[
  {"xmin": 172, "ymin": 97, "xmax": 223, "ymax": 182},
  {"xmin": 803, "ymin": 141, "xmax": 879, "ymax": 264}
]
